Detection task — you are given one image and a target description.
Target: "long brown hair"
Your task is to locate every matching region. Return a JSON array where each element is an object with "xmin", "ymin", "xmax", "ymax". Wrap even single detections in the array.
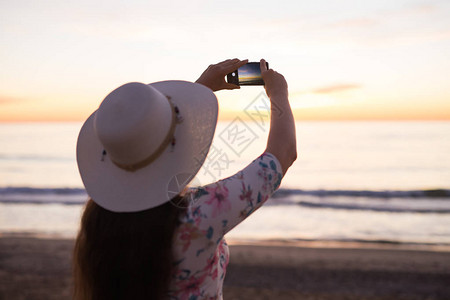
[{"xmin": 73, "ymin": 196, "xmax": 184, "ymax": 300}]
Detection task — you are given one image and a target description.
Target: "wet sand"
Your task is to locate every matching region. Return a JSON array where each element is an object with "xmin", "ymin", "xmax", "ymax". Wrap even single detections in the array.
[{"xmin": 0, "ymin": 237, "xmax": 449, "ymax": 300}]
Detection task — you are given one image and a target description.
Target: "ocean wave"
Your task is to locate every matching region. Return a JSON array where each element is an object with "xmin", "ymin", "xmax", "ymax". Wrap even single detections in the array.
[
  {"xmin": 273, "ymin": 188, "xmax": 450, "ymax": 199},
  {"xmin": 1, "ymin": 187, "xmax": 450, "ymax": 214},
  {"xmin": 269, "ymin": 188, "xmax": 450, "ymax": 213},
  {"xmin": 0, "ymin": 187, "xmax": 85, "ymax": 195},
  {"xmin": 0, "ymin": 187, "xmax": 87, "ymax": 205},
  {"xmin": 2, "ymin": 187, "xmax": 449, "ymax": 198},
  {"xmin": 294, "ymin": 200, "xmax": 450, "ymax": 213}
]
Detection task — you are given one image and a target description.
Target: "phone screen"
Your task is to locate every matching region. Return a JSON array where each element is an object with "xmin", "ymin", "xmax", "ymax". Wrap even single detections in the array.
[
  {"xmin": 238, "ymin": 63, "xmax": 264, "ymax": 85},
  {"xmin": 227, "ymin": 62, "xmax": 268, "ymax": 86}
]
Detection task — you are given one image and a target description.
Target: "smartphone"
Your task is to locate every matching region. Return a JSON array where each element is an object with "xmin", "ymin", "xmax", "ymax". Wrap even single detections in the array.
[{"xmin": 226, "ymin": 62, "xmax": 269, "ymax": 86}]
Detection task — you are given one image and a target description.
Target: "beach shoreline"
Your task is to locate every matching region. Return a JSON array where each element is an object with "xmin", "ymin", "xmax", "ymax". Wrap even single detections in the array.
[
  {"xmin": 1, "ymin": 236, "xmax": 449, "ymax": 299},
  {"xmin": 2, "ymin": 230, "xmax": 450, "ymax": 252}
]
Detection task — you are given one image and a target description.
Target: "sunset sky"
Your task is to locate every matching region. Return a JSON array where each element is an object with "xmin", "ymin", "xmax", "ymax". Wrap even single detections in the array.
[{"xmin": 1, "ymin": 0, "xmax": 449, "ymax": 122}]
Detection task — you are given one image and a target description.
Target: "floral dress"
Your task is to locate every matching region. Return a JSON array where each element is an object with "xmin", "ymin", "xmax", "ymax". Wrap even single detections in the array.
[{"xmin": 168, "ymin": 152, "xmax": 283, "ymax": 300}]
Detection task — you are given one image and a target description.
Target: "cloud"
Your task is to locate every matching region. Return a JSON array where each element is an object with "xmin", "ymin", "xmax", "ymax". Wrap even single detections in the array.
[
  {"xmin": 312, "ymin": 84, "xmax": 362, "ymax": 94},
  {"xmin": 287, "ymin": 83, "xmax": 363, "ymax": 109}
]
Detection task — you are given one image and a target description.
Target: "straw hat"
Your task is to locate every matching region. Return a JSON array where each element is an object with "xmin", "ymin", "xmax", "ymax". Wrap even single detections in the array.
[{"xmin": 76, "ymin": 81, "xmax": 218, "ymax": 212}]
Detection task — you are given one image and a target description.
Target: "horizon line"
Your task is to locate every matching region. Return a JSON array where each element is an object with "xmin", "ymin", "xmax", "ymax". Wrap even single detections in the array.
[{"xmin": 1, "ymin": 118, "xmax": 450, "ymax": 124}]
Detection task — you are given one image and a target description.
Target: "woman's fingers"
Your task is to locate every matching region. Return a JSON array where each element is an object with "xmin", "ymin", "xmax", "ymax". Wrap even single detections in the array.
[
  {"xmin": 196, "ymin": 58, "xmax": 249, "ymax": 91},
  {"xmin": 260, "ymin": 59, "xmax": 268, "ymax": 73},
  {"xmin": 222, "ymin": 59, "xmax": 248, "ymax": 74}
]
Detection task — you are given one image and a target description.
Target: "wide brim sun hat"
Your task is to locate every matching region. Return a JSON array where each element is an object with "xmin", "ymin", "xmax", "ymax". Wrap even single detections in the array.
[{"xmin": 76, "ymin": 80, "xmax": 218, "ymax": 212}]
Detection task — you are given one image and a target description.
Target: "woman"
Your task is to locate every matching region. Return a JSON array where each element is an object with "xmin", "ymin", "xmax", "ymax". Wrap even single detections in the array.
[{"xmin": 73, "ymin": 58, "xmax": 296, "ymax": 300}]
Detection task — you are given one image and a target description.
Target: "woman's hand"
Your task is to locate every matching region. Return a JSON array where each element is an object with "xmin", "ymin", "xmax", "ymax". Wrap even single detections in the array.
[
  {"xmin": 260, "ymin": 59, "xmax": 288, "ymax": 99},
  {"xmin": 195, "ymin": 59, "xmax": 248, "ymax": 92}
]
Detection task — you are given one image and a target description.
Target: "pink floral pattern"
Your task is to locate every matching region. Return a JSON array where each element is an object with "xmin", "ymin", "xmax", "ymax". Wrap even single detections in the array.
[
  {"xmin": 168, "ymin": 152, "xmax": 282, "ymax": 300},
  {"xmin": 205, "ymin": 185, "xmax": 231, "ymax": 217}
]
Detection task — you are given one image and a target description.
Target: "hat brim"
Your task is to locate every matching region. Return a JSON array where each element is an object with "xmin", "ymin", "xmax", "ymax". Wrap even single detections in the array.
[{"xmin": 76, "ymin": 81, "xmax": 218, "ymax": 212}]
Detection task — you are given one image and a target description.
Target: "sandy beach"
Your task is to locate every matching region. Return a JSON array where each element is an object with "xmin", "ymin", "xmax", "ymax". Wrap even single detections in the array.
[{"xmin": 0, "ymin": 237, "xmax": 449, "ymax": 300}]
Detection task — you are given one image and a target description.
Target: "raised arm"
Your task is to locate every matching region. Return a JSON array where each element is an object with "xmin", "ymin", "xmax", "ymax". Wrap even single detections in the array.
[
  {"xmin": 261, "ymin": 59, "xmax": 297, "ymax": 175},
  {"xmin": 185, "ymin": 59, "xmax": 296, "ymax": 243},
  {"xmin": 195, "ymin": 58, "xmax": 296, "ymax": 174}
]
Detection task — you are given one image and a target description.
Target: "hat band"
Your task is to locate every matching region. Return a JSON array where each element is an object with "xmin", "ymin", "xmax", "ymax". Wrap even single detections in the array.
[{"xmin": 111, "ymin": 96, "xmax": 177, "ymax": 172}]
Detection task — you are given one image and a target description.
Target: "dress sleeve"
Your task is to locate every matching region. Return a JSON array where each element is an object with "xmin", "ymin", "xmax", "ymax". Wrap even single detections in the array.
[{"xmin": 186, "ymin": 152, "xmax": 283, "ymax": 243}]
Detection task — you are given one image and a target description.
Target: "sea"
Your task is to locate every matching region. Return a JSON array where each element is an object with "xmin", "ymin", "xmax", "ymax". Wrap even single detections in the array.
[{"xmin": 1, "ymin": 121, "xmax": 450, "ymax": 249}]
